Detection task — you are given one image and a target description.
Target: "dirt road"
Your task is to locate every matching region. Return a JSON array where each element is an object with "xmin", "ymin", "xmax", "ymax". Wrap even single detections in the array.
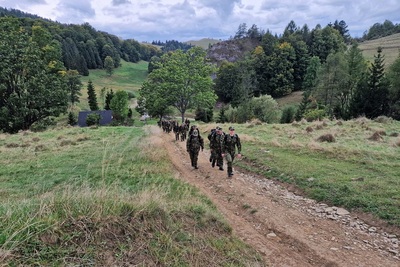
[{"xmin": 151, "ymin": 126, "xmax": 399, "ymax": 267}]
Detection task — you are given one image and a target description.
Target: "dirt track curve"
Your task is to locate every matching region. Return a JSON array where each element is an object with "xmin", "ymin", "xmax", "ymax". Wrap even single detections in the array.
[{"xmin": 150, "ymin": 125, "xmax": 399, "ymax": 267}]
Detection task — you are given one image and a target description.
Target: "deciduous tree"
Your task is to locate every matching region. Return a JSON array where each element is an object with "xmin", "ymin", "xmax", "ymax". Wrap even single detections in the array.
[
  {"xmin": 139, "ymin": 47, "xmax": 216, "ymax": 122},
  {"xmin": 0, "ymin": 18, "xmax": 69, "ymax": 133}
]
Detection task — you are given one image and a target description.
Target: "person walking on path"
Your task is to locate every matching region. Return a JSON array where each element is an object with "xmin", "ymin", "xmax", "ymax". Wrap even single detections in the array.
[
  {"xmin": 209, "ymin": 126, "xmax": 225, "ymax": 171},
  {"xmin": 186, "ymin": 127, "xmax": 204, "ymax": 169},
  {"xmin": 222, "ymin": 126, "xmax": 241, "ymax": 177}
]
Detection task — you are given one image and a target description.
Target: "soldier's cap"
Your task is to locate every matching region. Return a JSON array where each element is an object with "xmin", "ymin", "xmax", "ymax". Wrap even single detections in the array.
[
  {"xmin": 229, "ymin": 126, "xmax": 235, "ymax": 131},
  {"xmin": 216, "ymin": 126, "xmax": 222, "ymax": 130},
  {"xmin": 192, "ymin": 130, "xmax": 198, "ymax": 136}
]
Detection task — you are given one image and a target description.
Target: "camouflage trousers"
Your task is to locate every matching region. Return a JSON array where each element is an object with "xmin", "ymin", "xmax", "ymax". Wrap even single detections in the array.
[
  {"xmin": 225, "ymin": 152, "xmax": 236, "ymax": 168},
  {"xmin": 211, "ymin": 149, "xmax": 224, "ymax": 167},
  {"xmin": 189, "ymin": 150, "xmax": 200, "ymax": 168}
]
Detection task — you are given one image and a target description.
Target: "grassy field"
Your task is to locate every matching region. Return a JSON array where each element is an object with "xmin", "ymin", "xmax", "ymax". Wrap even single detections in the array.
[
  {"xmin": 358, "ymin": 33, "xmax": 400, "ymax": 68},
  {"xmin": 200, "ymin": 117, "xmax": 400, "ymax": 226},
  {"xmin": 0, "ymin": 126, "xmax": 263, "ymax": 265},
  {"xmin": 78, "ymin": 60, "xmax": 148, "ymax": 110}
]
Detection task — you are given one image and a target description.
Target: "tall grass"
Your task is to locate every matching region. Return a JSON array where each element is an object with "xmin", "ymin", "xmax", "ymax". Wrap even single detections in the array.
[
  {"xmin": 208, "ymin": 118, "xmax": 400, "ymax": 226},
  {"xmin": 0, "ymin": 126, "xmax": 263, "ymax": 266}
]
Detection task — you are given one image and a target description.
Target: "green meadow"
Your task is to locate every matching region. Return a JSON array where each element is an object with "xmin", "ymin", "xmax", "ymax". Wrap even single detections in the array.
[
  {"xmin": 0, "ymin": 126, "xmax": 263, "ymax": 265},
  {"xmin": 202, "ymin": 117, "xmax": 400, "ymax": 226}
]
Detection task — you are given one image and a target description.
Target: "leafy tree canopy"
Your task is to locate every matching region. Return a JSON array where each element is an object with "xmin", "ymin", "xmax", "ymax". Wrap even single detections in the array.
[
  {"xmin": 0, "ymin": 17, "xmax": 69, "ymax": 133},
  {"xmin": 139, "ymin": 47, "xmax": 217, "ymax": 122}
]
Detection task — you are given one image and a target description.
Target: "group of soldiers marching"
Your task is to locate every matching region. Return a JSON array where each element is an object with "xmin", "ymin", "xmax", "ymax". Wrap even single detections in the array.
[
  {"xmin": 159, "ymin": 119, "xmax": 191, "ymax": 142},
  {"xmin": 159, "ymin": 119, "xmax": 241, "ymax": 178}
]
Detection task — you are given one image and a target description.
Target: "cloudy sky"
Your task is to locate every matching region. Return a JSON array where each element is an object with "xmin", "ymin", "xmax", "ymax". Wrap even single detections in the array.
[{"xmin": 1, "ymin": 0, "xmax": 400, "ymax": 42}]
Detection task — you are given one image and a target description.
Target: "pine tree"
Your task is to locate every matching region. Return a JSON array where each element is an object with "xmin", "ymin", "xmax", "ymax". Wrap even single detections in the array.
[
  {"xmin": 365, "ymin": 47, "xmax": 389, "ymax": 118},
  {"xmin": 68, "ymin": 111, "xmax": 77, "ymax": 126},
  {"xmin": 350, "ymin": 47, "xmax": 389, "ymax": 118},
  {"xmin": 87, "ymin": 80, "xmax": 99, "ymax": 111},
  {"xmin": 104, "ymin": 89, "xmax": 114, "ymax": 110}
]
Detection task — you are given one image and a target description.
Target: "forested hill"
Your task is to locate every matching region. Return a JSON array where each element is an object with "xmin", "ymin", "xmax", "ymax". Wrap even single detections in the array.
[{"xmin": 0, "ymin": 7, "xmax": 161, "ymax": 76}]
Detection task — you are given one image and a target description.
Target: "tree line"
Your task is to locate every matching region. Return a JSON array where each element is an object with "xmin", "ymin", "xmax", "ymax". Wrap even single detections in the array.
[
  {"xmin": 210, "ymin": 20, "xmax": 400, "ymax": 123},
  {"xmin": 0, "ymin": 7, "xmax": 161, "ymax": 76}
]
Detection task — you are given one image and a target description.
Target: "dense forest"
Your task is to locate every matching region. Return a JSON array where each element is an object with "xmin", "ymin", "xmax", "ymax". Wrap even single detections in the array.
[
  {"xmin": 204, "ymin": 20, "xmax": 400, "ymax": 123},
  {"xmin": 0, "ymin": 7, "xmax": 161, "ymax": 76},
  {"xmin": 151, "ymin": 40, "xmax": 194, "ymax": 52}
]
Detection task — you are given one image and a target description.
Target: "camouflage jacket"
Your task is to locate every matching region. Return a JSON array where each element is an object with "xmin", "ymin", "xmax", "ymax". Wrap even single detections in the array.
[
  {"xmin": 223, "ymin": 133, "xmax": 241, "ymax": 154},
  {"xmin": 210, "ymin": 132, "xmax": 225, "ymax": 151},
  {"xmin": 186, "ymin": 134, "xmax": 204, "ymax": 152}
]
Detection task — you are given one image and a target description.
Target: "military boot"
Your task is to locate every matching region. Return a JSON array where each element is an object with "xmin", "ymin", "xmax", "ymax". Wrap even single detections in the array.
[{"xmin": 227, "ymin": 167, "xmax": 233, "ymax": 177}]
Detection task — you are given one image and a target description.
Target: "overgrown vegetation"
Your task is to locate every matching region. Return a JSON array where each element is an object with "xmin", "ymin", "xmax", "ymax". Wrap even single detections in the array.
[{"xmin": 0, "ymin": 126, "xmax": 264, "ymax": 266}]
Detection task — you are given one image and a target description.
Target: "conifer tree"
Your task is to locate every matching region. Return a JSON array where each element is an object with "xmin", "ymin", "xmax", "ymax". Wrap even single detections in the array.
[
  {"xmin": 104, "ymin": 89, "xmax": 114, "ymax": 110},
  {"xmin": 87, "ymin": 80, "xmax": 99, "ymax": 111},
  {"xmin": 364, "ymin": 47, "xmax": 389, "ymax": 118}
]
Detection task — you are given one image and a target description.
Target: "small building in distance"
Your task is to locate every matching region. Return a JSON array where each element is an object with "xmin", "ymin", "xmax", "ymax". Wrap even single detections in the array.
[{"xmin": 78, "ymin": 110, "xmax": 113, "ymax": 127}]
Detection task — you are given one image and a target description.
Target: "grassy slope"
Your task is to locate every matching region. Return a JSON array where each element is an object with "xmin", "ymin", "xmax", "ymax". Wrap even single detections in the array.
[
  {"xmin": 0, "ymin": 126, "xmax": 263, "ymax": 266},
  {"xmin": 185, "ymin": 38, "xmax": 222, "ymax": 49},
  {"xmin": 358, "ymin": 33, "xmax": 400, "ymax": 67},
  {"xmin": 78, "ymin": 60, "xmax": 148, "ymax": 110},
  {"xmin": 200, "ymin": 118, "xmax": 400, "ymax": 226}
]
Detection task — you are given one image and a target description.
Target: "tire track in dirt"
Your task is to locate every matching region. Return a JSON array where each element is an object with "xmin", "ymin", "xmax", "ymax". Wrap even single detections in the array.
[{"xmin": 150, "ymin": 126, "xmax": 399, "ymax": 267}]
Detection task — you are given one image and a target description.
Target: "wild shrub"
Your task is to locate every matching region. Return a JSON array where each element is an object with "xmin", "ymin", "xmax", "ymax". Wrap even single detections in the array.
[
  {"xmin": 30, "ymin": 117, "xmax": 56, "ymax": 132},
  {"xmin": 86, "ymin": 113, "xmax": 101, "ymax": 126},
  {"xmin": 68, "ymin": 112, "xmax": 77, "ymax": 126},
  {"xmin": 303, "ymin": 109, "xmax": 326, "ymax": 122},
  {"xmin": 316, "ymin": 133, "xmax": 335, "ymax": 143},
  {"xmin": 280, "ymin": 106, "xmax": 296, "ymax": 124}
]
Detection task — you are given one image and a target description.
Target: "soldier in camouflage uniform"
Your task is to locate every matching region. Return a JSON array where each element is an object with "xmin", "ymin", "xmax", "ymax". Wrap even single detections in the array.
[
  {"xmin": 209, "ymin": 126, "xmax": 225, "ymax": 170},
  {"xmin": 222, "ymin": 126, "xmax": 241, "ymax": 177},
  {"xmin": 186, "ymin": 127, "xmax": 204, "ymax": 169}
]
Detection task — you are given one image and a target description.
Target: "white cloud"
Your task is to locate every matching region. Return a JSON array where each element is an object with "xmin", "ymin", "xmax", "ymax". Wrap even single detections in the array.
[{"xmin": 1, "ymin": 0, "xmax": 399, "ymax": 41}]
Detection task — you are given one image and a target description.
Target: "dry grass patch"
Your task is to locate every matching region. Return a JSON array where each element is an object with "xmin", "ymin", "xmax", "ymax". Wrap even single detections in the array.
[
  {"xmin": 269, "ymin": 139, "xmax": 282, "ymax": 147},
  {"xmin": 291, "ymin": 121, "xmax": 301, "ymax": 127},
  {"xmin": 60, "ymin": 139, "xmax": 76, "ymax": 146},
  {"xmin": 34, "ymin": 144, "xmax": 47, "ymax": 151},
  {"xmin": 5, "ymin": 142, "xmax": 19, "ymax": 148},
  {"xmin": 306, "ymin": 126, "xmax": 314, "ymax": 133},
  {"xmin": 239, "ymin": 134, "xmax": 257, "ymax": 142},
  {"xmin": 76, "ymin": 135, "xmax": 90, "ymax": 142},
  {"xmin": 308, "ymin": 140, "xmax": 325, "ymax": 151},
  {"xmin": 247, "ymin": 118, "xmax": 263, "ymax": 127},
  {"xmin": 32, "ymin": 137, "xmax": 40, "ymax": 142},
  {"xmin": 290, "ymin": 140, "xmax": 304, "ymax": 148},
  {"xmin": 368, "ymin": 131, "xmax": 384, "ymax": 142},
  {"xmin": 394, "ymin": 138, "xmax": 400, "ymax": 147},
  {"xmin": 316, "ymin": 133, "xmax": 335, "ymax": 143}
]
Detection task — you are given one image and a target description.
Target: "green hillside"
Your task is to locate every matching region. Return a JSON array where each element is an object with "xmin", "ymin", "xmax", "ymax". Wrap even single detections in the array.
[
  {"xmin": 358, "ymin": 33, "xmax": 400, "ymax": 67},
  {"xmin": 81, "ymin": 60, "xmax": 148, "ymax": 92}
]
